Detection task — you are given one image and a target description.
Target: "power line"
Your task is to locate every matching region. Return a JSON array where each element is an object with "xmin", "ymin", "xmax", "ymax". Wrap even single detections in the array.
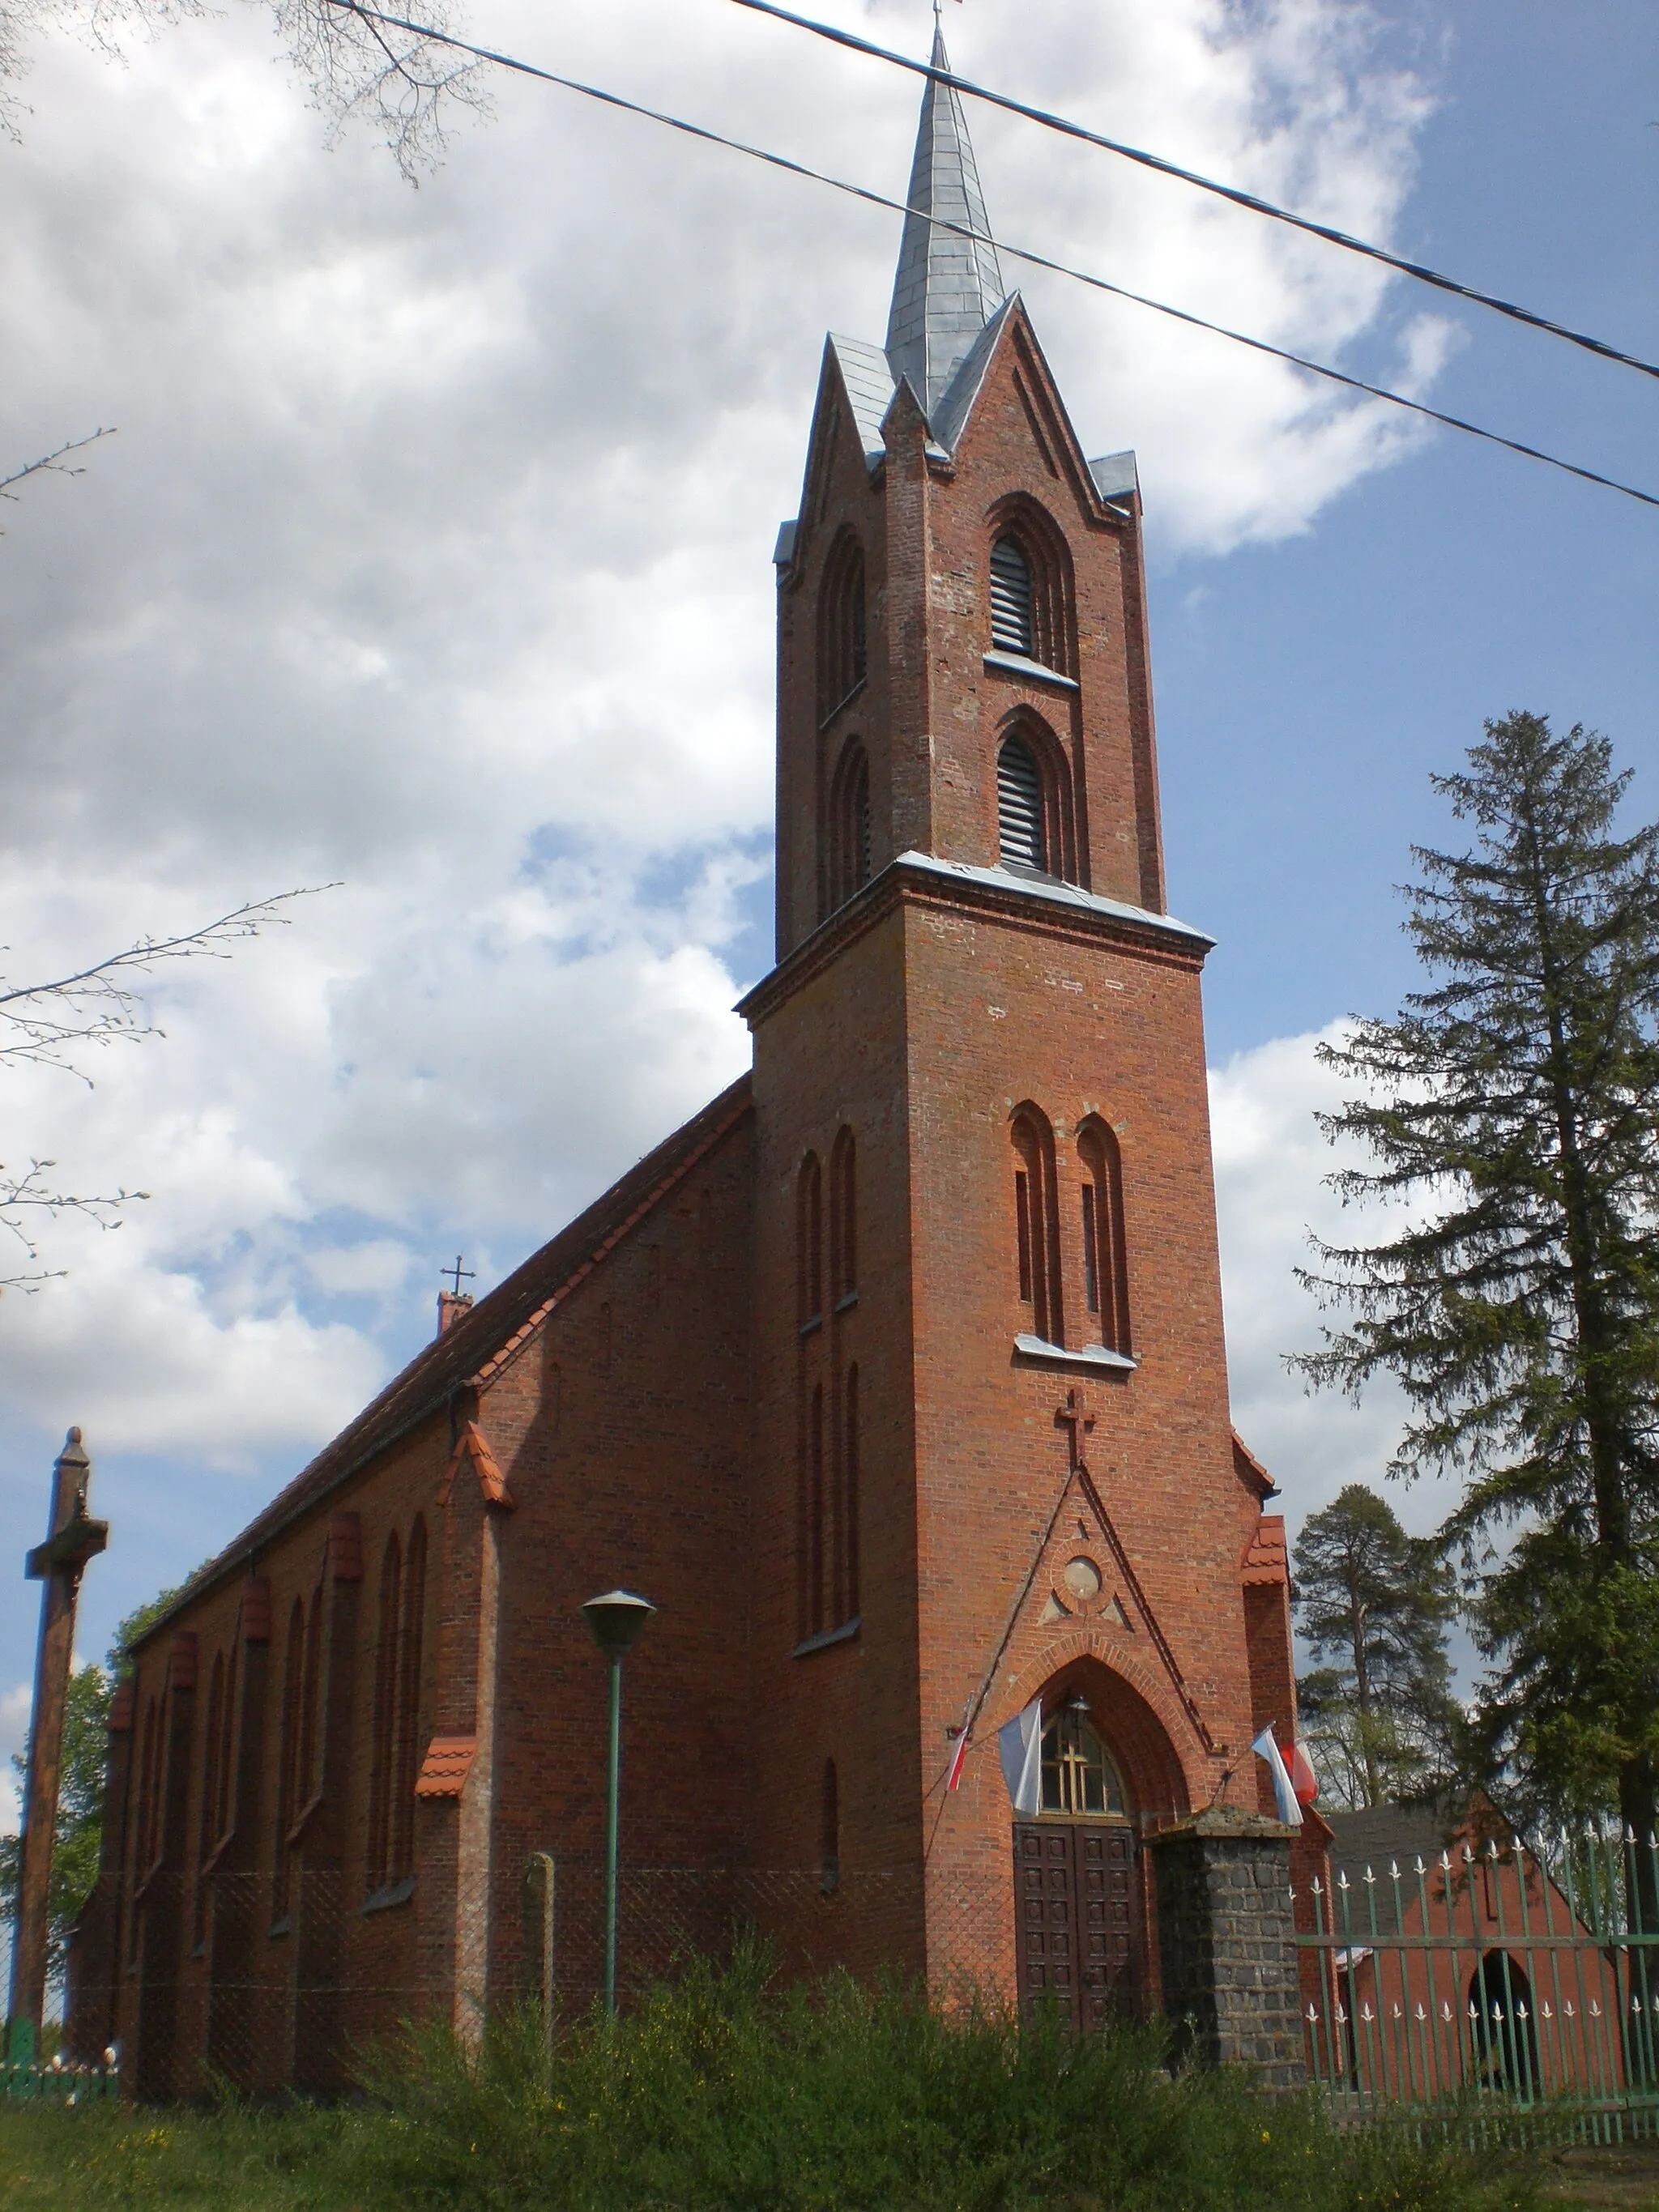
[
  {"xmin": 320, "ymin": 0, "xmax": 1659, "ymax": 512},
  {"xmin": 730, "ymin": 0, "xmax": 1659, "ymax": 391}
]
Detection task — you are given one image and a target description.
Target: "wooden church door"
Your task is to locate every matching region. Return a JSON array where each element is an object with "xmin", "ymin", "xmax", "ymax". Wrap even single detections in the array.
[{"xmin": 1012, "ymin": 1699, "xmax": 1145, "ymax": 2029}]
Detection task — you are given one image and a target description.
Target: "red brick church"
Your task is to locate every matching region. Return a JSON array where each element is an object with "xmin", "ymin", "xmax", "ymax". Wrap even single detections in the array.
[{"xmin": 69, "ymin": 33, "xmax": 1309, "ymax": 2095}]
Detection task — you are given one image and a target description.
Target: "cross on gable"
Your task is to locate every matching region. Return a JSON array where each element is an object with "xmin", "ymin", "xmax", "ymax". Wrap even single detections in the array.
[
  {"xmin": 443, "ymin": 1254, "xmax": 476, "ymax": 1297},
  {"xmin": 1055, "ymin": 1387, "xmax": 1095, "ymax": 1470}
]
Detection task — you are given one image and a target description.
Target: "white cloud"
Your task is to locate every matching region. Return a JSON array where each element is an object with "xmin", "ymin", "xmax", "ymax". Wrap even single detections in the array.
[
  {"xmin": 0, "ymin": 0, "xmax": 1445, "ymax": 1641},
  {"xmin": 0, "ymin": 1681, "xmax": 29, "ymax": 1838},
  {"xmin": 1209, "ymin": 1025, "xmax": 1465, "ymax": 1545}
]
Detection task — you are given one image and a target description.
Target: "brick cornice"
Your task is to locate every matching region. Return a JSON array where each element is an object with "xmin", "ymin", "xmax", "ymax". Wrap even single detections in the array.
[{"xmin": 738, "ymin": 850, "xmax": 1213, "ymax": 1030}]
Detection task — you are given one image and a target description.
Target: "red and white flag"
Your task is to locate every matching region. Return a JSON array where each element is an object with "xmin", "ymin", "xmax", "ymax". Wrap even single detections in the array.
[
  {"xmin": 1289, "ymin": 1738, "xmax": 1319, "ymax": 1806},
  {"xmin": 1251, "ymin": 1724, "xmax": 1304, "ymax": 1827},
  {"xmin": 999, "ymin": 1699, "xmax": 1044, "ymax": 1815},
  {"xmin": 945, "ymin": 1727, "xmax": 971, "ymax": 1792}
]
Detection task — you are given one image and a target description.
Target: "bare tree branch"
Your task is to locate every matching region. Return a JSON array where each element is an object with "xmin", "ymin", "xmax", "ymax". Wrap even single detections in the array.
[
  {"xmin": 0, "ymin": 1158, "xmax": 144, "ymax": 1289},
  {"xmin": 0, "ymin": 428, "xmax": 117, "ymax": 526},
  {"xmin": 1, "ymin": 0, "xmax": 488, "ymax": 176},
  {"xmin": 0, "ymin": 887, "xmax": 335, "ymax": 1080}
]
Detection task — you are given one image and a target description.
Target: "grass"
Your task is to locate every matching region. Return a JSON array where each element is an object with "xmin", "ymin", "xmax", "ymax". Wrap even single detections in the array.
[{"xmin": 0, "ymin": 1946, "xmax": 1594, "ymax": 2211}]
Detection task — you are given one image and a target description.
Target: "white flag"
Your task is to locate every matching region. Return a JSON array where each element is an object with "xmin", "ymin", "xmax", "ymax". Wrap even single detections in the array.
[
  {"xmin": 1252, "ymin": 1724, "xmax": 1303, "ymax": 1827},
  {"xmin": 999, "ymin": 1698, "xmax": 1043, "ymax": 1814}
]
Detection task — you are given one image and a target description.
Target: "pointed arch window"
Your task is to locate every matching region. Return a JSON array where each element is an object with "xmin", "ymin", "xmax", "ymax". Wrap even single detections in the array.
[
  {"xmin": 997, "ymin": 734, "xmax": 1047, "ymax": 872},
  {"xmin": 827, "ymin": 741, "xmax": 872, "ymax": 914},
  {"xmin": 797, "ymin": 1153, "xmax": 823, "ymax": 1329},
  {"xmin": 817, "ymin": 532, "xmax": 868, "ymax": 722},
  {"xmin": 838, "ymin": 1362, "xmax": 860, "ymax": 1626},
  {"xmin": 194, "ymin": 1648, "xmax": 234, "ymax": 1943},
  {"xmin": 1012, "ymin": 1104, "xmax": 1064, "ymax": 1348},
  {"xmin": 1077, "ymin": 1116, "xmax": 1132, "ymax": 1359},
  {"xmin": 987, "ymin": 506, "xmax": 1077, "ymax": 676},
  {"xmin": 808, "ymin": 1382, "xmax": 827, "ymax": 1637},
  {"xmin": 989, "ymin": 535, "xmax": 1034, "ymax": 656},
  {"xmin": 390, "ymin": 1515, "xmax": 426, "ymax": 1886},
  {"xmin": 273, "ymin": 1598, "xmax": 305, "ymax": 1924},
  {"xmin": 366, "ymin": 1532, "xmax": 402, "ymax": 1894},
  {"xmin": 1041, "ymin": 1700, "xmax": 1129, "ymax": 1817},
  {"xmin": 829, "ymin": 1127, "xmax": 857, "ymax": 1306}
]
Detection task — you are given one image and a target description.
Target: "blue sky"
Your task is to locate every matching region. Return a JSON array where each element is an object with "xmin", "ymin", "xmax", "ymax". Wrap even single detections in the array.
[{"xmin": 1, "ymin": 0, "xmax": 1655, "ymax": 1830}]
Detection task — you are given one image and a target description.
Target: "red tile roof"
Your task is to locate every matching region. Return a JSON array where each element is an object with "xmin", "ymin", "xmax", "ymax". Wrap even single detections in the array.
[
  {"xmin": 1241, "ymin": 1513, "xmax": 1289, "ymax": 1586},
  {"xmin": 413, "ymin": 1735, "xmax": 477, "ymax": 1800}
]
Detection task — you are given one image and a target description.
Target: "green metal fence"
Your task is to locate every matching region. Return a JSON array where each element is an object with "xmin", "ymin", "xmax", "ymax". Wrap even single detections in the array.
[
  {"xmin": 2, "ymin": 2055, "xmax": 121, "ymax": 2104},
  {"xmin": 1297, "ymin": 1825, "xmax": 1659, "ymax": 2142}
]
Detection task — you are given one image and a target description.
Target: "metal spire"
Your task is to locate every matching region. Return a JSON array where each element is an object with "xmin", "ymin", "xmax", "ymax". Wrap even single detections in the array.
[{"xmin": 884, "ymin": 23, "xmax": 1006, "ymax": 417}]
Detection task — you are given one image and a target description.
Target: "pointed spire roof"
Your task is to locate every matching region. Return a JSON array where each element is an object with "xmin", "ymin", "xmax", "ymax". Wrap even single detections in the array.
[{"xmin": 885, "ymin": 26, "xmax": 1007, "ymax": 417}]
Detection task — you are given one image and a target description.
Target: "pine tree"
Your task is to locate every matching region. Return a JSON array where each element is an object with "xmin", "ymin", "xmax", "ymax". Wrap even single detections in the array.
[
  {"xmin": 1297, "ymin": 713, "xmax": 1659, "ymax": 1849},
  {"xmin": 1292, "ymin": 1483, "xmax": 1456, "ymax": 1809}
]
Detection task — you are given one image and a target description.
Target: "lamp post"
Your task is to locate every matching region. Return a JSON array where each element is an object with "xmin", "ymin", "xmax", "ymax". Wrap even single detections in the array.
[{"xmin": 580, "ymin": 1588, "xmax": 655, "ymax": 2016}]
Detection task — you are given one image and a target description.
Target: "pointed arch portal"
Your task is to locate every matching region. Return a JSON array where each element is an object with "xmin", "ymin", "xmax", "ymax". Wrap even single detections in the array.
[{"xmin": 1011, "ymin": 1666, "xmax": 1173, "ymax": 2031}]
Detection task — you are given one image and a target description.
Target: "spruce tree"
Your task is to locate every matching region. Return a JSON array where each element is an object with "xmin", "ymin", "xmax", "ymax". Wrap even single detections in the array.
[
  {"xmin": 1297, "ymin": 713, "xmax": 1659, "ymax": 1848},
  {"xmin": 1292, "ymin": 1484, "xmax": 1456, "ymax": 1809}
]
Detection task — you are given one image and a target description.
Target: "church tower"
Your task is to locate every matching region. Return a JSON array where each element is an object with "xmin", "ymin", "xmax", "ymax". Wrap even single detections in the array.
[{"xmin": 743, "ymin": 29, "xmax": 1293, "ymax": 2015}]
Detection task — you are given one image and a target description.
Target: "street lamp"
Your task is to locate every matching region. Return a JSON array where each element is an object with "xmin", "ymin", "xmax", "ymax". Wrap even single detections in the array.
[{"xmin": 581, "ymin": 1588, "xmax": 655, "ymax": 2016}]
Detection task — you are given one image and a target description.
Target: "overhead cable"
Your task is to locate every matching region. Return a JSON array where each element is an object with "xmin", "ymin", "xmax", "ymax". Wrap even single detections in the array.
[
  {"xmin": 730, "ymin": 0, "xmax": 1659, "ymax": 391},
  {"xmin": 320, "ymin": 0, "xmax": 1659, "ymax": 511}
]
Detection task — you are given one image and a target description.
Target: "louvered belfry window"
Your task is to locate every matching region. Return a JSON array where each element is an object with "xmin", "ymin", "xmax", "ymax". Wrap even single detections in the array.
[
  {"xmin": 989, "ymin": 535, "xmax": 1034, "ymax": 655},
  {"xmin": 998, "ymin": 734, "xmax": 1047, "ymax": 872}
]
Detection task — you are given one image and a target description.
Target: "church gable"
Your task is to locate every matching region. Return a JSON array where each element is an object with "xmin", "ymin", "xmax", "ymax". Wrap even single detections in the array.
[{"xmin": 936, "ymin": 297, "xmax": 1120, "ymax": 535}]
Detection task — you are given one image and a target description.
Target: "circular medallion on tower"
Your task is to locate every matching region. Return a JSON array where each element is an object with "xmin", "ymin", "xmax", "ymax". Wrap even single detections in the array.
[{"xmin": 1063, "ymin": 1556, "xmax": 1102, "ymax": 1604}]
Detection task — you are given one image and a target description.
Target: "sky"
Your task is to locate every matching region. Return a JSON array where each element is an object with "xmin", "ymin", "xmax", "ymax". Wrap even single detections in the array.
[{"xmin": 1, "ymin": 0, "xmax": 1656, "ymax": 1839}]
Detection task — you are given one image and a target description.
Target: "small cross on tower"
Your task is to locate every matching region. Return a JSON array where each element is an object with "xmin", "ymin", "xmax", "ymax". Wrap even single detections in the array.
[
  {"xmin": 1055, "ymin": 1387, "xmax": 1095, "ymax": 1472},
  {"xmin": 444, "ymin": 1254, "xmax": 476, "ymax": 1298}
]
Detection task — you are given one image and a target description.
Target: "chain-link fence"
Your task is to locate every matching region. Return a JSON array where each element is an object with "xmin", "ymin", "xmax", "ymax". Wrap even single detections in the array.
[{"xmin": 63, "ymin": 1856, "xmax": 1019, "ymax": 2096}]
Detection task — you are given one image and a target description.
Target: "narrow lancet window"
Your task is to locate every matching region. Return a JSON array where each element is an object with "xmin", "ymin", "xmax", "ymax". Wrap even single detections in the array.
[
  {"xmin": 830, "ymin": 1127, "xmax": 857, "ymax": 1304},
  {"xmin": 997, "ymin": 735, "xmax": 1046, "ymax": 872},
  {"xmin": 367, "ymin": 1532, "xmax": 401, "ymax": 1892},
  {"xmin": 797, "ymin": 1154, "xmax": 823, "ymax": 1328},
  {"xmin": 989, "ymin": 535, "xmax": 1034, "ymax": 655},
  {"xmin": 828, "ymin": 743, "xmax": 873, "ymax": 914},
  {"xmin": 817, "ymin": 533, "xmax": 868, "ymax": 721},
  {"xmin": 1078, "ymin": 1117, "xmax": 1132, "ymax": 1358},
  {"xmin": 390, "ymin": 1516, "xmax": 426, "ymax": 1885},
  {"xmin": 1012, "ymin": 1105, "xmax": 1063, "ymax": 1347}
]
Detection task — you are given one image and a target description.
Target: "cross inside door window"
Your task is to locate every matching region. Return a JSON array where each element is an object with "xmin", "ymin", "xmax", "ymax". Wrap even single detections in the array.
[{"xmin": 1041, "ymin": 1702, "xmax": 1128, "ymax": 1817}]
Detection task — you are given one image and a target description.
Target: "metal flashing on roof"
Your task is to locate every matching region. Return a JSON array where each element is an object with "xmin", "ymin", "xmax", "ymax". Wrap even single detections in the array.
[
  {"xmin": 1089, "ymin": 450, "xmax": 1140, "ymax": 504},
  {"xmin": 928, "ymin": 293, "xmax": 1015, "ymax": 456},
  {"xmin": 828, "ymin": 333, "xmax": 898, "ymax": 473},
  {"xmin": 773, "ymin": 520, "xmax": 798, "ymax": 568},
  {"xmin": 893, "ymin": 849, "xmax": 1213, "ymax": 946}
]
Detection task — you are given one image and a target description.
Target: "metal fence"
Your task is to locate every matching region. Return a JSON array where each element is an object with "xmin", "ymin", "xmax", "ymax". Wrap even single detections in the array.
[
  {"xmin": 1297, "ymin": 1826, "xmax": 1659, "ymax": 2142},
  {"xmin": 2, "ymin": 2054, "xmax": 121, "ymax": 2104}
]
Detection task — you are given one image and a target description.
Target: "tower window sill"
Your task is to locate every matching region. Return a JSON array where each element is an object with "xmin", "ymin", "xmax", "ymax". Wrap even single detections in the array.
[
  {"xmin": 983, "ymin": 651, "xmax": 1079, "ymax": 693},
  {"xmin": 1013, "ymin": 1334, "xmax": 1137, "ymax": 1375},
  {"xmin": 792, "ymin": 1615, "xmax": 860, "ymax": 1658}
]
